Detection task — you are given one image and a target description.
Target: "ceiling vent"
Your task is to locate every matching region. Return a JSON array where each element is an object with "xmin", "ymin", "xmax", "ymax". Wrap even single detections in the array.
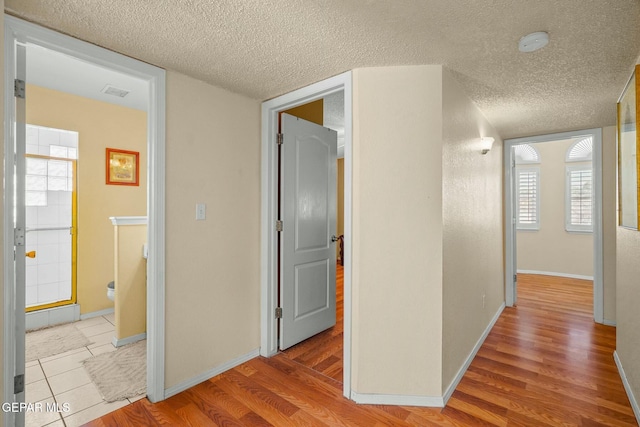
[{"xmin": 101, "ymin": 84, "xmax": 130, "ymax": 98}]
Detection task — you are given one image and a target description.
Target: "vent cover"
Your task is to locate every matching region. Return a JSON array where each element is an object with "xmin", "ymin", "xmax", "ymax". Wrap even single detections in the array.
[{"xmin": 101, "ymin": 84, "xmax": 130, "ymax": 98}]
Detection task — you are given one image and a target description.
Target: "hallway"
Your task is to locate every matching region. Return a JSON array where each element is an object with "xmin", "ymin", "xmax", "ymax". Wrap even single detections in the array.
[{"xmin": 87, "ymin": 272, "xmax": 636, "ymax": 426}]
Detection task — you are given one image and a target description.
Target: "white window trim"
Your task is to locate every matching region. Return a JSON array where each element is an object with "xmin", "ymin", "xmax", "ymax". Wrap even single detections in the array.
[
  {"xmin": 565, "ymin": 164, "xmax": 593, "ymax": 233},
  {"xmin": 516, "ymin": 166, "xmax": 540, "ymax": 230}
]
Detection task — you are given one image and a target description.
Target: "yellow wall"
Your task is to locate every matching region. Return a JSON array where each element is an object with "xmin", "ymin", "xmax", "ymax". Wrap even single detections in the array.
[
  {"xmin": 441, "ymin": 70, "xmax": 504, "ymax": 392},
  {"xmin": 113, "ymin": 223, "xmax": 147, "ymax": 340},
  {"xmin": 282, "ymin": 99, "xmax": 323, "ymax": 126},
  {"xmin": 352, "ymin": 65, "xmax": 444, "ymax": 396},
  {"xmin": 516, "ymin": 139, "xmax": 593, "ymax": 277},
  {"xmin": 26, "ymin": 85, "xmax": 147, "ymax": 315},
  {"xmin": 164, "ymin": 71, "xmax": 261, "ymax": 389}
]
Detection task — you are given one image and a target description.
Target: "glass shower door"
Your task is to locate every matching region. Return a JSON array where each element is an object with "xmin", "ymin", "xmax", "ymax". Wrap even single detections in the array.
[{"xmin": 25, "ymin": 125, "xmax": 78, "ymax": 312}]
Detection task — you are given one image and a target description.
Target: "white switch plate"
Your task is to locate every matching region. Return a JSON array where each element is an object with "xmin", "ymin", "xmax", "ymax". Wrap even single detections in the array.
[{"xmin": 196, "ymin": 203, "xmax": 206, "ymax": 220}]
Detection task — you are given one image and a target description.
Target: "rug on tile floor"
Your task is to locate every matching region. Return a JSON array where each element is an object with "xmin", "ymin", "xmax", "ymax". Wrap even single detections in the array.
[
  {"xmin": 82, "ymin": 339, "xmax": 146, "ymax": 402},
  {"xmin": 25, "ymin": 323, "xmax": 92, "ymax": 362}
]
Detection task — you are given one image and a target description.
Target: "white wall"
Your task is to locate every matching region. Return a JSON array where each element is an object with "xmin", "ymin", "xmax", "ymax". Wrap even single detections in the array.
[
  {"xmin": 516, "ymin": 139, "xmax": 593, "ymax": 278},
  {"xmin": 164, "ymin": 72, "xmax": 261, "ymax": 389},
  {"xmin": 352, "ymin": 65, "xmax": 444, "ymax": 397},
  {"xmin": 441, "ymin": 70, "xmax": 504, "ymax": 392}
]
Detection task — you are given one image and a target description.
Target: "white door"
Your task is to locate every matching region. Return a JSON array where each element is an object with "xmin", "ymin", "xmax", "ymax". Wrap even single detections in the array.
[
  {"xmin": 510, "ymin": 147, "xmax": 518, "ymax": 305},
  {"xmin": 280, "ymin": 113, "xmax": 337, "ymax": 350}
]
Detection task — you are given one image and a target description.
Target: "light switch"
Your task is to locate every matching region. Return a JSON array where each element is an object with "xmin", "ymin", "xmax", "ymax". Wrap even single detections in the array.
[{"xmin": 196, "ymin": 203, "xmax": 206, "ymax": 220}]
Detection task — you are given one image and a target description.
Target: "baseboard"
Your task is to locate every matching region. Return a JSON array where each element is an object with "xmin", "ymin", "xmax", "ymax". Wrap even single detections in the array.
[
  {"xmin": 112, "ymin": 332, "xmax": 146, "ymax": 347},
  {"xmin": 79, "ymin": 307, "xmax": 114, "ymax": 320},
  {"xmin": 602, "ymin": 319, "xmax": 617, "ymax": 327},
  {"xmin": 164, "ymin": 348, "xmax": 260, "ymax": 399},
  {"xmin": 517, "ymin": 270, "xmax": 593, "ymax": 281},
  {"xmin": 26, "ymin": 304, "xmax": 81, "ymax": 330},
  {"xmin": 442, "ymin": 302, "xmax": 506, "ymax": 405},
  {"xmin": 614, "ymin": 351, "xmax": 640, "ymax": 424},
  {"xmin": 351, "ymin": 391, "xmax": 444, "ymax": 407}
]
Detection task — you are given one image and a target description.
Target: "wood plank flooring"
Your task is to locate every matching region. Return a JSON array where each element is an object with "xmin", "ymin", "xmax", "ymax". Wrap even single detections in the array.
[{"xmin": 85, "ymin": 271, "xmax": 637, "ymax": 426}]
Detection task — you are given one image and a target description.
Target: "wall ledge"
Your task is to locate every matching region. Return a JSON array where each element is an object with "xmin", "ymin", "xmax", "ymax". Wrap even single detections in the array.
[
  {"xmin": 614, "ymin": 351, "xmax": 640, "ymax": 424},
  {"xmin": 109, "ymin": 216, "xmax": 148, "ymax": 226},
  {"xmin": 164, "ymin": 349, "xmax": 260, "ymax": 399}
]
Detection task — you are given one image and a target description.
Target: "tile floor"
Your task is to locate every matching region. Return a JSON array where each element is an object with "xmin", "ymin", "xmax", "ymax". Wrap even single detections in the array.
[{"xmin": 25, "ymin": 314, "xmax": 146, "ymax": 427}]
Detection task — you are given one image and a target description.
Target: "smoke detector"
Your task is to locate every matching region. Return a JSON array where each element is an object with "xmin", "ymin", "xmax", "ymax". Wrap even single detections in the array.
[
  {"xmin": 101, "ymin": 84, "xmax": 130, "ymax": 98},
  {"xmin": 518, "ymin": 32, "xmax": 549, "ymax": 53}
]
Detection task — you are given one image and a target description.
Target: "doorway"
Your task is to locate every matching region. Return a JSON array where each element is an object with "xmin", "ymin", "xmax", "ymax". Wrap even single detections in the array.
[
  {"xmin": 260, "ymin": 72, "xmax": 353, "ymax": 399},
  {"xmin": 504, "ymin": 128, "xmax": 604, "ymax": 322},
  {"xmin": 3, "ymin": 15, "xmax": 166, "ymax": 426}
]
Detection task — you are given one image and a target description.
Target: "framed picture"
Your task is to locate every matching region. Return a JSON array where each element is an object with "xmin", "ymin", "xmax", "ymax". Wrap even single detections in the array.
[
  {"xmin": 617, "ymin": 64, "xmax": 640, "ymax": 230},
  {"xmin": 106, "ymin": 148, "xmax": 139, "ymax": 186}
]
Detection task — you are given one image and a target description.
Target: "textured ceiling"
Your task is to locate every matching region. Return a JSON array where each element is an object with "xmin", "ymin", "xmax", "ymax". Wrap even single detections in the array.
[{"xmin": 6, "ymin": 0, "xmax": 640, "ymax": 139}]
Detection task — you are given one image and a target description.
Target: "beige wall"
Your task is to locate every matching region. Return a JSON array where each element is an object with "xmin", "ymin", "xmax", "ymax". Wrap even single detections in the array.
[
  {"xmin": 0, "ymin": 4, "xmax": 4, "ymax": 424},
  {"xmin": 26, "ymin": 85, "xmax": 147, "ymax": 315},
  {"xmin": 113, "ymin": 224, "xmax": 147, "ymax": 340},
  {"xmin": 352, "ymin": 66, "xmax": 444, "ymax": 396},
  {"xmin": 602, "ymin": 126, "xmax": 617, "ymax": 323},
  {"xmin": 616, "ymin": 55, "xmax": 640, "ymax": 417},
  {"xmin": 516, "ymin": 139, "xmax": 593, "ymax": 277},
  {"xmin": 164, "ymin": 71, "xmax": 261, "ymax": 389},
  {"xmin": 441, "ymin": 70, "xmax": 504, "ymax": 391}
]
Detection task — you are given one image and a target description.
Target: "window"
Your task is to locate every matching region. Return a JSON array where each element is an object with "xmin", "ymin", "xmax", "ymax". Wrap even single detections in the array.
[
  {"xmin": 565, "ymin": 137, "xmax": 593, "ymax": 232},
  {"xmin": 514, "ymin": 143, "xmax": 541, "ymax": 230},
  {"xmin": 566, "ymin": 166, "xmax": 593, "ymax": 232},
  {"xmin": 516, "ymin": 167, "xmax": 540, "ymax": 229}
]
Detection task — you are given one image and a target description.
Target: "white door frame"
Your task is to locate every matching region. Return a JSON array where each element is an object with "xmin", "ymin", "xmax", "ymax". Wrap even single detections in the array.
[
  {"xmin": 504, "ymin": 128, "xmax": 604, "ymax": 323},
  {"xmin": 3, "ymin": 16, "xmax": 166, "ymax": 422},
  {"xmin": 260, "ymin": 71, "xmax": 353, "ymax": 398}
]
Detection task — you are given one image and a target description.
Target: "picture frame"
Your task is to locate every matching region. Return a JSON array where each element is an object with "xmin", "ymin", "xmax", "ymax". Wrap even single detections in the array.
[
  {"xmin": 617, "ymin": 64, "xmax": 640, "ymax": 230},
  {"xmin": 106, "ymin": 148, "xmax": 139, "ymax": 186}
]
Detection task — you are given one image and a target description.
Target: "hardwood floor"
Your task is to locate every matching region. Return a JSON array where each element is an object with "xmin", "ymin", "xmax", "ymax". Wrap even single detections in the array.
[{"xmin": 86, "ymin": 271, "xmax": 637, "ymax": 426}]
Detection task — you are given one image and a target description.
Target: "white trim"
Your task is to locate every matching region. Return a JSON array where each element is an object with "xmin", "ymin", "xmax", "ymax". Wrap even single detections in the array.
[
  {"xmin": 351, "ymin": 391, "xmax": 444, "ymax": 407},
  {"xmin": 442, "ymin": 302, "xmax": 506, "ymax": 405},
  {"xmin": 516, "ymin": 269, "xmax": 594, "ymax": 281},
  {"xmin": 614, "ymin": 351, "xmax": 640, "ymax": 424},
  {"xmin": 109, "ymin": 216, "xmax": 148, "ymax": 226},
  {"xmin": 504, "ymin": 128, "xmax": 604, "ymax": 323},
  {"xmin": 112, "ymin": 332, "xmax": 146, "ymax": 348},
  {"xmin": 164, "ymin": 349, "xmax": 260, "ymax": 399},
  {"xmin": 79, "ymin": 308, "xmax": 115, "ymax": 320},
  {"xmin": 260, "ymin": 71, "xmax": 353, "ymax": 399},
  {"xmin": 602, "ymin": 319, "xmax": 617, "ymax": 327},
  {"xmin": 3, "ymin": 15, "xmax": 167, "ymax": 408}
]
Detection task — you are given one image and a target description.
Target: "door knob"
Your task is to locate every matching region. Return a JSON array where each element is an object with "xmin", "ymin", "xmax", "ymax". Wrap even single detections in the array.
[
  {"xmin": 331, "ymin": 235, "xmax": 339, "ymax": 242},
  {"xmin": 26, "ymin": 251, "xmax": 36, "ymax": 258}
]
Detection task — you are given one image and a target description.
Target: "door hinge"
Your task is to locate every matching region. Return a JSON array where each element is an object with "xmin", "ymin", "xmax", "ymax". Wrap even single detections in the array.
[
  {"xmin": 275, "ymin": 307, "xmax": 283, "ymax": 319},
  {"xmin": 277, "ymin": 133, "xmax": 283, "ymax": 145},
  {"xmin": 14, "ymin": 79, "xmax": 25, "ymax": 99},
  {"xmin": 276, "ymin": 220, "xmax": 283, "ymax": 232},
  {"xmin": 14, "ymin": 374, "xmax": 24, "ymax": 394},
  {"xmin": 514, "ymin": 274, "xmax": 517, "ymax": 283},
  {"xmin": 14, "ymin": 228, "xmax": 25, "ymax": 247}
]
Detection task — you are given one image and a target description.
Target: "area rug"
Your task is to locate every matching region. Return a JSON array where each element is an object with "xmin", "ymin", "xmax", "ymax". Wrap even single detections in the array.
[
  {"xmin": 26, "ymin": 323, "xmax": 92, "ymax": 362},
  {"xmin": 82, "ymin": 340, "xmax": 146, "ymax": 402}
]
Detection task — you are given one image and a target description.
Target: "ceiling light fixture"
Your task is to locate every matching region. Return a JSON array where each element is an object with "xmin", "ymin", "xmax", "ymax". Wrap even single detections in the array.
[{"xmin": 518, "ymin": 31, "xmax": 549, "ymax": 53}]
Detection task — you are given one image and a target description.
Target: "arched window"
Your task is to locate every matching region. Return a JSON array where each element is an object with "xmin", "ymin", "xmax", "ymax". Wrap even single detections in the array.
[
  {"xmin": 565, "ymin": 137, "xmax": 593, "ymax": 232},
  {"xmin": 514, "ymin": 144, "xmax": 540, "ymax": 230}
]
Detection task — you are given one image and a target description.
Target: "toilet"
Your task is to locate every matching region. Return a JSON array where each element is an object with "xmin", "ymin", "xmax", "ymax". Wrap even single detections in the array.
[{"xmin": 107, "ymin": 281, "xmax": 115, "ymax": 301}]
